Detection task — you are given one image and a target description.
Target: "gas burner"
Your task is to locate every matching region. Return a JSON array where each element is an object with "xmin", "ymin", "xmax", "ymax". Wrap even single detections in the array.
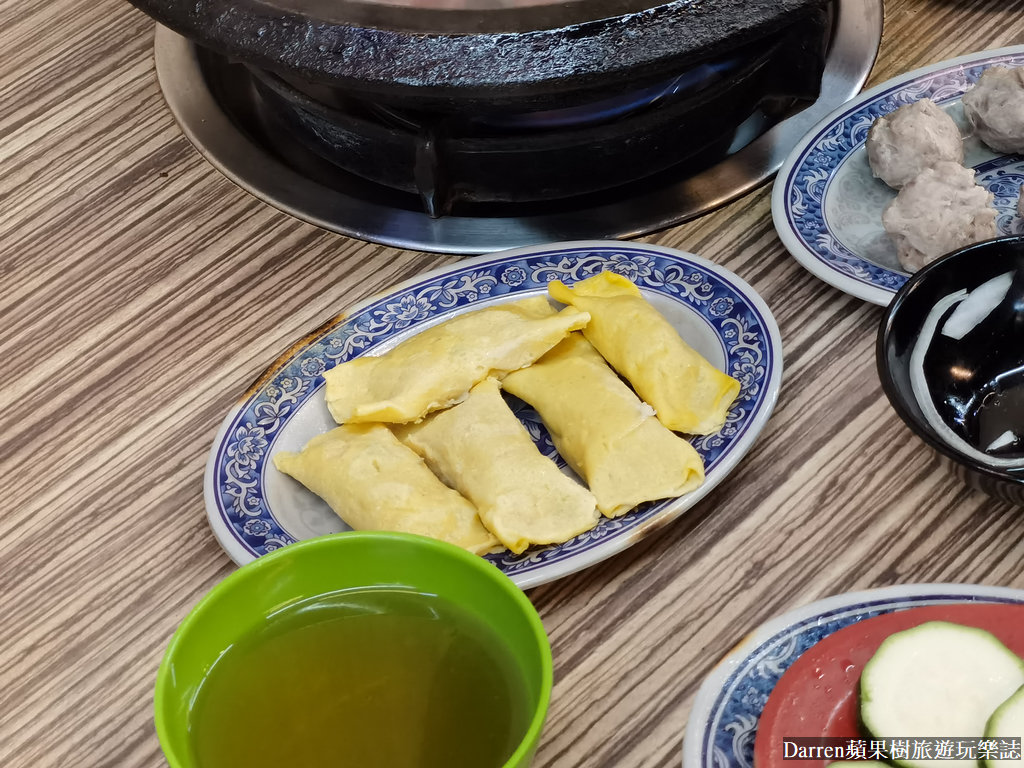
[{"xmin": 152, "ymin": 0, "xmax": 880, "ymax": 253}]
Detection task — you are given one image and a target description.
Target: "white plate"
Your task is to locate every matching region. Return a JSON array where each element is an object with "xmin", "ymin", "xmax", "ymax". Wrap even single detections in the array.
[
  {"xmin": 204, "ymin": 241, "xmax": 782, "ymax": 589},
  {"xmin": 773, "ymin": 46, "xmax": 1024, "ymax": 306},
  {"xmin": 681, "ymin": 583, "xmax": 1024, "ymax": 768}
]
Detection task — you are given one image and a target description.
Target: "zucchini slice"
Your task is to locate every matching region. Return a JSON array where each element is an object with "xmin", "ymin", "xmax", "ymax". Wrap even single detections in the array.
[
  {"xmin": 985, "ymin": 684, "xmax": 1024, "ymax": 768},
  {"xmin": 860, "ymin": 621, "xmax": 1024, "ymax": 768}
]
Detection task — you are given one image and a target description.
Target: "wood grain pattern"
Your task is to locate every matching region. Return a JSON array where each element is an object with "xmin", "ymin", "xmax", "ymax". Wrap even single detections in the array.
[{"xmin": 2, "ymin": 0, "xmax": 1024, "ymax": 765}]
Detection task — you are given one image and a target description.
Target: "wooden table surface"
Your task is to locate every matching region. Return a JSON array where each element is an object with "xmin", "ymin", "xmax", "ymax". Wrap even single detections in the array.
[{"xmin": 4, "ymin": 0, "xmax": 1024, "ymax": 765}]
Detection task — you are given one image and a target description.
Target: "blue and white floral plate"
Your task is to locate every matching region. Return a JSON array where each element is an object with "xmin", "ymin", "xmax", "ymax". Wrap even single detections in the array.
[
  {"xmin": 203, "ymin": 241, "xmax": 782, "ymax": 589},
  {"xmin": 681, "ymin": 583, "xmax": 1024, "ymax": 768},
  {"xmin": 773, "ymin": 46, "xmax": 1024, "ymax": 306}
]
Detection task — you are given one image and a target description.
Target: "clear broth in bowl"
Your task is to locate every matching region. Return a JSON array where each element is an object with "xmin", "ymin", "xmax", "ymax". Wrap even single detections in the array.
[{"xmin": 188, "ymin": 588, "xmax": 532, "ymax": 768}]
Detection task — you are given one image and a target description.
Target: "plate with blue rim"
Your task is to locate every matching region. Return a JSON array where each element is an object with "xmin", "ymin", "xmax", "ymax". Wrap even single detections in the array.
[
  {"xmin": 772, "ymin": 45, "xmax": 1024, "ymax": 307},
  {"xmin": 681, "ymin": 583, "xmax": 1024, "ymax": 768},
  {"xmin": 203, "ymin": 240, "xmax": 782, "ymax": 589}
]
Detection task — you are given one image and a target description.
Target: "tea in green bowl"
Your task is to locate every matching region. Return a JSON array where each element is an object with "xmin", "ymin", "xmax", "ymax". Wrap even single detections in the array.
[{"xmin": 155, "ymin": 532, "xmax": 552, "ymax": 768}]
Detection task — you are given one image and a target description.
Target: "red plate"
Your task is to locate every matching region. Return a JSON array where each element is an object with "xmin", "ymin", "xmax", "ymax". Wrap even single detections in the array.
[{"xmin": 753, "ymin": 603, "xmax": 1024, "ymax": 768}]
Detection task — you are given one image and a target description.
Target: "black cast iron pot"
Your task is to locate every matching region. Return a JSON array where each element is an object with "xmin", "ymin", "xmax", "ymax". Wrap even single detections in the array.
[{"xmin": 128, "ymin": 0, "xmax": 831, "ymax": 112}]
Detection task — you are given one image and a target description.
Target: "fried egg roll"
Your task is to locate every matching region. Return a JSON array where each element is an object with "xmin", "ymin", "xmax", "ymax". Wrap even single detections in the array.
[
  {"xmin": 548, "ymin": 272, "xmax": 740, "ymax": 435},
  {"xmin": 274, "ymin": 424, "xmax": 499, "ymax": 555},
  {"xmin": 324, "ymin": 296, "xmax": 589, "ymax": 425},
  {"xmin": 396, "ymin": 378, "xmax": 600, "ymax": 554},
  {"xmin": 502, "ymin": 334, "xmax": 705, "ymax": 517}
]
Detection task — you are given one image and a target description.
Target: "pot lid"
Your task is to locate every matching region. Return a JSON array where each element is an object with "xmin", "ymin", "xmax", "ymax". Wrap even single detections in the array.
[{"xmin": 130, "ymin": 0, "xmax": 832, "ymax": 100}]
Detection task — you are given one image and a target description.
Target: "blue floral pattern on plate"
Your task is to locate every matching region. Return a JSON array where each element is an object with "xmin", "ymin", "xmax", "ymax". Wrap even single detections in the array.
[
  {"xmin": 685, "ymin": 587, "xmax": 1024, "ymax": 768},
  {"xmin": 206, "ymin": 243, "xmax": 781, "ymax": 586},
  {"xmin": 774, "ymin": 47, "xmax": 1024, "ymax": 306}
]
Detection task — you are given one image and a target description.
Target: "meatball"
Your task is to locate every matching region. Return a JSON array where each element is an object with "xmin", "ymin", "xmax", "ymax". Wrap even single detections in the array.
[
  {"xmin": 882, "ymin": 161, "xmax": 997, "ymax": 272},
  {"xmin": 866, "ymin": 98, "xmax": 964, "ymax": 188},
  {"xmin": 961, "ymin": 65, "xmax": 1024, "ymax": 153}
]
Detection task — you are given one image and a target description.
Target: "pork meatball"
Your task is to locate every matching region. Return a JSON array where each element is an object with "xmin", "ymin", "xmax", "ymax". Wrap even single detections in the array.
[
  {"xmin": 961, "ymin": 66, "xmax": 1024, "ymax": 153},
  {"xmin": 882, "ymin": 161, "xmax": 997, "ymax": 272},
  {"xmin": 866, "ymin": 99, "xmax": 964, "ymax": 188}
]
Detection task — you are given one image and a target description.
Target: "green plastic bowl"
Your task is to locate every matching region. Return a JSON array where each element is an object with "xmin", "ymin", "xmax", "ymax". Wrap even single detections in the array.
[{"xmin": 154, "ymin": 532, "xmax": 552, "ymax": 767}]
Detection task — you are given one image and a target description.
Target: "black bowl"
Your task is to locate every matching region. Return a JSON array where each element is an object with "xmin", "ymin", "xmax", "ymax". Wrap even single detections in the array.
[{"xmin": 877, "ymin": 235, "xmax": 1024, "ymax": 506}]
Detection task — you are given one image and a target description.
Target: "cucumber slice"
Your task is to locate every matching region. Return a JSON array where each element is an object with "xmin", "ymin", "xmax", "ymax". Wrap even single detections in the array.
[
  {"xmin": 985, "ymin": 684, "xmax": 1024, "ymax": 768},
  {"xmin": 860, "ymin": 621, "xmax": 1024, "ymax": 768}
]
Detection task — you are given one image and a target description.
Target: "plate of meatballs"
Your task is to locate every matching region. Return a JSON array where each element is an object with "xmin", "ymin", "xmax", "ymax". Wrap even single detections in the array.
[{"xmin": 772, "ymin": 45, "xmax": 1024, "ymax": 305}]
